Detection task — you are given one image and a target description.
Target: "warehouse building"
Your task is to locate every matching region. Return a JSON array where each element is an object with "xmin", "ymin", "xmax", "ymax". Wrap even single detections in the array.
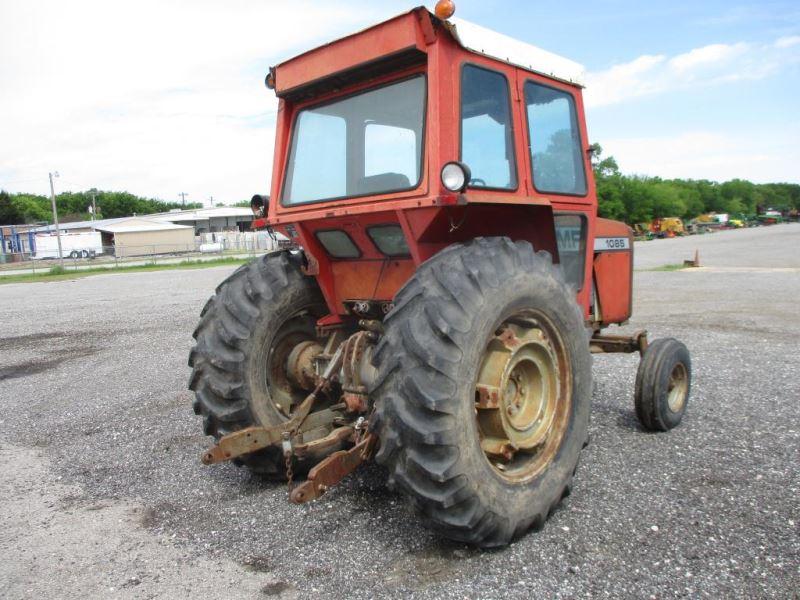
[
  {"xmin": 2, "ymin": 206, "xmax": 258, "ymax": 260},
  {"xmin": 96, "ymin": 218, "xmax": 195, "ymax": 257},
  {"xmin": 147, "ymin": 207, "xmax": 254, "ymax": 234}
]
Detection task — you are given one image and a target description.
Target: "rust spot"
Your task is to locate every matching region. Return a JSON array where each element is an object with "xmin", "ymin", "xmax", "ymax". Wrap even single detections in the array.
[
  {"xmin": 480, "ymin": 438, "xmax": 517, "ymax": 461},
  {"xmin": 301, "ymin": 251, "xmax": 320, "ymax": 275},
  {"xmin": 343, "ymin": 392, "xmax": 368, "ymax": 413},
  {"xmin": 496, "ymin": 327, "xmax": 521, "ymax": 349},
  {"xmin": 475, "ymin": 384, "xmax": 500, "ymax": 409}
]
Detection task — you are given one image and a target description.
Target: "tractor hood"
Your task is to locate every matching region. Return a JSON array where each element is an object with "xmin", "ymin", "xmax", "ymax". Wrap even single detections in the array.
[{"xmin": 267, "ymin": 6, "xmax": 585, "ymax": 101}]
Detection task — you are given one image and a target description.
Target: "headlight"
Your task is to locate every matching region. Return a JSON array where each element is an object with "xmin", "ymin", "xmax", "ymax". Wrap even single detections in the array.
[
  {"xmin": 250, "ymin": 194, "xmax": 268, "ymax": 217},
  {"xmin": 440, "ymin": 161, "xmax": 471, "ymax": 193}
]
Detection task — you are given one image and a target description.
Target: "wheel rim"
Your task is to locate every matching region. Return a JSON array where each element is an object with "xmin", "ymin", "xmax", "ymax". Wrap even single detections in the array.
[
  {"xmin": 667, "ymin": 362, "xmax": 688, "ymax": 413},
  {"xmin": 474, "ymin": 311, "xmax": 571, "ymax": 483},
  {"xmin": 255, "ymin": 310, "xmax": 321, "ymax": 421}
]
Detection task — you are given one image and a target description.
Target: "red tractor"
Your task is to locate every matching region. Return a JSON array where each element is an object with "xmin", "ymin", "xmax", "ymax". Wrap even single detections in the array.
[{"xmin": 189, "ymin": 2, "xmax": 691, "ymax": 547}]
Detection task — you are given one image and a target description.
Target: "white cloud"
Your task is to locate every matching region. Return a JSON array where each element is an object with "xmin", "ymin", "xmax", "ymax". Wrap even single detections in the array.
[
  {"xmin": 601, "ymin": 127, "xmax": 800, "ymax": 183},
  {"xmin": 668, "ymin": 42, "xmax": 748, "ymax": 72},
  {"xmin": 582, "ymin": 54, "xmax": 666, "ymax": 106},
  {"xmin": 775, "ymin": 35, "xmax": 800, "ymax": 49},
  {"xmin": 585, "ymin": 37, "xmax": 800, "ymax": 108},
  {"xmin": 0, "ymin": 0, "xmax": 390, "ymax": 203}
]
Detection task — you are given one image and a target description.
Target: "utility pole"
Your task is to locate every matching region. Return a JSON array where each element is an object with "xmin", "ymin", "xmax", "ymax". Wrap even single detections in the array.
[
  {"xmin": 48, "ymin": 171, "xmax": 64, "ymax": 268},
  {"xmin": 179, "ymin": 192, "xmax": 188, "ymax": 207},
  {"xmin": 208, "ymin": 196, "xmax": 214, "ymax": 208}
]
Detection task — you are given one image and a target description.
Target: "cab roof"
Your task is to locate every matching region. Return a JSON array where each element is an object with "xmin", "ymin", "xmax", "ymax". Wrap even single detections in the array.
[
  {"xmin": 269, "ymin": 7, "xmax": 585, "ymax": 100},
  {"xmin": 445, "ymin": 17, "xmax": 585, "ymax": 86}
]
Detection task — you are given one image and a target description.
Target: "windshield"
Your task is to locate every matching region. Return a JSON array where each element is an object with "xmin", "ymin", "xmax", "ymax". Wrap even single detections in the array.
[{"xmin": 282, "ymin": 75, "xmax": 426, "ymax": 206}]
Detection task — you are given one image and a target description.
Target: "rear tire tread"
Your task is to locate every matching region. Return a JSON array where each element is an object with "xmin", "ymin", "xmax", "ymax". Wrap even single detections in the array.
[
  {"xmin": 372, "ymin": 237, "xmax": 590, "ymax": 547},
  {"xmin": 188, "ymin": 251, "xmax": 317, "ymax": 475}
]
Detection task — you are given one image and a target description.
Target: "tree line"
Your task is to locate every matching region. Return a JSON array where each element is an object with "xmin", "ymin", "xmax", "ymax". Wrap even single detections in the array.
[
  {"xmin": 591, "ymin": 145, "xmax": 800, "ymax": 224},
  {"xmin": 3, "ymin": 152, "xmax": 799, "ymax": 227},
  {"xmin": 0, "ymin": 189, "xmax": 202, "ymax": 226}
]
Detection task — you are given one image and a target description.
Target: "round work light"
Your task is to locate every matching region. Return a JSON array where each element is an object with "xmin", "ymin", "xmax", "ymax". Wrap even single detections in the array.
[{"xmin": 441, "ymin": 161, "xmax": 471, "ymax": 193}]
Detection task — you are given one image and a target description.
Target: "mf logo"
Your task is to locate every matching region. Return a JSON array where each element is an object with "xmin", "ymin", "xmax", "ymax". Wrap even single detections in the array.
[{"xmin": 555, "ymin": 226, "xmax": 583, "ymax": 254}]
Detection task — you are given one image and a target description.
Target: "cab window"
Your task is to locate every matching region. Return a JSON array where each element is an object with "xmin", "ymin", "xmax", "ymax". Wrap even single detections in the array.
[
  {"xmin": 460, "ymin": 65, "xmax": 517, "ymax": 190},
  {"xmin": 364, "ymin": 123, "xmax": 418, "ymax": 185},
  {"xmin": 554, "ymin": 213, "xmax": 587, "ymax": 289},
  {"xmin": 525, "ymin": 82, "xmax": 587, "ymax": 196},
  {"xmin": 283, "ymin": 75, "xmax": 426, "ymax": 205}
]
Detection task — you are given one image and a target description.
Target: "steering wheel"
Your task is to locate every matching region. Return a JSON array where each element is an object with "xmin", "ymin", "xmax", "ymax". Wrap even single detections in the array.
[{"xmin": 469, "ymin": 178, "xmax": 487, "ymax": 187}]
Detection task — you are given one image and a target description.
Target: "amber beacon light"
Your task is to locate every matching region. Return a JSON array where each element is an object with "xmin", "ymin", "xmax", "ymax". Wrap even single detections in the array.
[{"xmin": 434, "ymin": 0, "xmax": 456, "ymax": 19}]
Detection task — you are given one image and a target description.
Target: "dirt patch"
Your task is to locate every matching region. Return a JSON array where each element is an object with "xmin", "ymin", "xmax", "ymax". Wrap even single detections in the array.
[
  {"xmin": 304, "ymin": 565, "xmax": 332, "ymax": 579},
  {"xmin": 261, "ymin": 581, "xmax": 293, "ymax": 596},
  {"xmin": 138, "ymin": 506, "xmax": 161, "ymax": 529},
  {"xmin": 0, "ymin": 443, "xmax": 270, "ymax": 599},
  {"xmin": 0, "ymin": 347, "xmax": 99, "ymax": 381},
  {"xmin": 384, "ymin": 542, "xmax": 475, "ymax": 590},
  {"xmin": 0, "ymin": 331, "xmax": 70, "ymax": 350},
  {"xmin": 243, "ymin": 555, "xmax": 273, "ymax": 573}
]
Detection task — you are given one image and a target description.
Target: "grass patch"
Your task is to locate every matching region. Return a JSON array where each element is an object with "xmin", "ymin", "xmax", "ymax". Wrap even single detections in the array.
[
  {"xmin": 644, "ymin": 263, "xmax": 690, "ymax": 272},
  {"xmin": 0, "ymin": 256, "xmax": 251, "ymax": 285}
]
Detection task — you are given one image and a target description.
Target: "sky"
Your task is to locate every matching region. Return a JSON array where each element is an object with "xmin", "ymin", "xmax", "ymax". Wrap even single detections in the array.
[{"xmin": 1, "ymin": 0, "xmax": 798, "ymax": 204}]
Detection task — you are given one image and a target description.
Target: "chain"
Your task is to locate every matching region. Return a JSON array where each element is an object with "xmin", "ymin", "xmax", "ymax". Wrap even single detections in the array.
[
  {"xmin": 282, "ymin": 431, "xmax": 295, "ymax": 496},
  {"xmin": 284, "ymin": 450, "xmax": 294, "ymax": 492}
]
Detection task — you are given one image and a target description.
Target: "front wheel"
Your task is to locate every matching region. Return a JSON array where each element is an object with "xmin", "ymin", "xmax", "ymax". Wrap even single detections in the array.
[
  {"xmin": 634, "ymin": 338, "xmax": 691, "ymax": 431},
  {"xmin": 371, "ymin": 237, "xmax": 592, "ymax": 547}
]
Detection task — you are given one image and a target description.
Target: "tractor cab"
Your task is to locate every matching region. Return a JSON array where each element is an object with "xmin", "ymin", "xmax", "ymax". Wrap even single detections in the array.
[
  {"xmin": 251, "ymin": 4, "xmax": 632, "ymax": 328},
  {"xmin": 192, "ymin": 2, "xmax": 692, "ymax": 548}
]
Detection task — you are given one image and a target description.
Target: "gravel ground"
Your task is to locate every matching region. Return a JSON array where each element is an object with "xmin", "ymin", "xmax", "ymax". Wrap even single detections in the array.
[
  {"xmin": 0, "ymin": 223, "xmax": 798, "ymax": 599},
  {"xmin": 633, "ymin": 224, "xmax": 800, "ymax": 270}
]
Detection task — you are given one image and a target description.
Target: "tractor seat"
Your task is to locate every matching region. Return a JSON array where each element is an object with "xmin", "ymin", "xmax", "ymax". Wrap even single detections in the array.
[{"xmin": 357, "ymin": 173, "xmax": 410, "ymax": 195}]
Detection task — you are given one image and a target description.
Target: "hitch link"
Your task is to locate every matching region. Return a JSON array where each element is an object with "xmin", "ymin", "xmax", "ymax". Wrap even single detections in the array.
[
  {"xmin": 289, "ymin": 433, "xmax": 377, "ymax": 504},
  {"xmin": 201, "ymin": 346, "xmax": 344, "ymax": 465}
]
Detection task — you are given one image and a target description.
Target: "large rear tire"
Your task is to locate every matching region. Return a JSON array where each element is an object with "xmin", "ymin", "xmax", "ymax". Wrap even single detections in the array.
[
  {"xmin": 371, "ymin": 237, "xmax": 592, "ymax": 547},
  {"xmin": 188, "ymin": 251, "xmax": 331, "ymax": 477}
]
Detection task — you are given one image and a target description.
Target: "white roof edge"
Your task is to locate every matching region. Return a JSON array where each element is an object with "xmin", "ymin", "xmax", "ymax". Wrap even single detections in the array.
[
  {"xmin": 98, "ymin": 223, "xmax": 193, "ymax": 233},
  {"xmin": 447, "ymin": 17, "xmax": 586, "ymax": 87}
]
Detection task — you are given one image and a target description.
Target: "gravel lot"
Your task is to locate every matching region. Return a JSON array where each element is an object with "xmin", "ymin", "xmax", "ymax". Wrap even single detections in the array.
[{"xmin": 1, "ymin": 223, "xmax": 798, "ymax": 599}]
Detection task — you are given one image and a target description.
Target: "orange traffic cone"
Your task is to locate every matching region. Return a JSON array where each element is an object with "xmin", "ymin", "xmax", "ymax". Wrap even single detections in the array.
[{"xmin": 683, "ymin": 249, "xmax": 700, "ymax": 268}]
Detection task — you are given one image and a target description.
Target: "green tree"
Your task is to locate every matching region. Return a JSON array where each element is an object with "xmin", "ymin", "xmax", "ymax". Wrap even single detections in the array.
[
  {"xmin": 719, "ymin": 179, "xmax": 756, "ymax": 214},
  {"xmin": 651, "ymin": 182, "xmax": 687, "ymax": 218},
  {"xmin": 620, "ymin": 177, "xmax": 655, "ymax": 224},
  {"xmin": 584, "ymin": 145, "xmax": 800, "ymax": 224},
  {"xmin": 0, "ymin": 189, "xmax": 203, "ymax": 225},
  {"xmin": 591, "ymin": 145, "xmax": 626, "ymax": 220},
  {"xmin": 9, "ymin": 194, "xmax": 51, "ymax": 223},
  {"xmin": 0, "ymin": 190, "xmax": 18, "ymax": 223}
]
